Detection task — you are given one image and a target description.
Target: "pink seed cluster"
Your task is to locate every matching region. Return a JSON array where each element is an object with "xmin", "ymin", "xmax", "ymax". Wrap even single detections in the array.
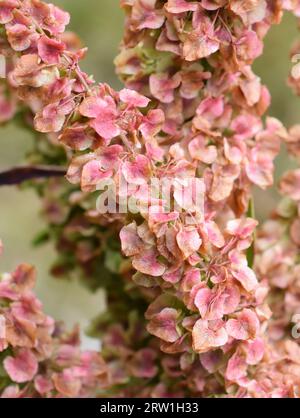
[{"xmin": 0, "ymin": 242, "xmax": 108, "ymax": 398}]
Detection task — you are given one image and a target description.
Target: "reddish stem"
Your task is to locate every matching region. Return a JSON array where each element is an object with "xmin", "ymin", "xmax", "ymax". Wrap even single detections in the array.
[{"xmin": 0, "ymin": 165, "xmax": 67, "ymax": 186}]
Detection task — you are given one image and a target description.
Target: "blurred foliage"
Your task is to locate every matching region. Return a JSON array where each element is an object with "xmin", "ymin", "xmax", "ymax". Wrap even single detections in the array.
[{"xmin": 0, "ymin": 2, "xmax": 299, "ymax": 327}]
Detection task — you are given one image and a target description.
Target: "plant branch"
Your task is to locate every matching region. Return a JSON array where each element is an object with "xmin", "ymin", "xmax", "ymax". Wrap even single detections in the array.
[{"xmin": 0, "ymin": 165, "xmax": 67, "ymax": 186}]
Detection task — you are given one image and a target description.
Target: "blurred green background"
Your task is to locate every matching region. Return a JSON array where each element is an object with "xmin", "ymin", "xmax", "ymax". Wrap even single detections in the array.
[{"xmin": 0, "ymin": 2, "xmax": 299, "ymax": 344}]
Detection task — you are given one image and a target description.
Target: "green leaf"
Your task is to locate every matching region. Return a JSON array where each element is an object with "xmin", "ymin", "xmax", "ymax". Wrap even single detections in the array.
[
  {"xmin": 104, "ymin": 249, "xmax": 123, "ymax": 273},
  {"xmin": 247, "ymin": 197, "xmax": 255, "ymax": 219},
  {"xmin": 246, "ymin": 198, "xmax": 256, "ymax": 268},
  {"xmin": 32, "ymin": 230, "xmax": 50, "ymax": 247}
]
